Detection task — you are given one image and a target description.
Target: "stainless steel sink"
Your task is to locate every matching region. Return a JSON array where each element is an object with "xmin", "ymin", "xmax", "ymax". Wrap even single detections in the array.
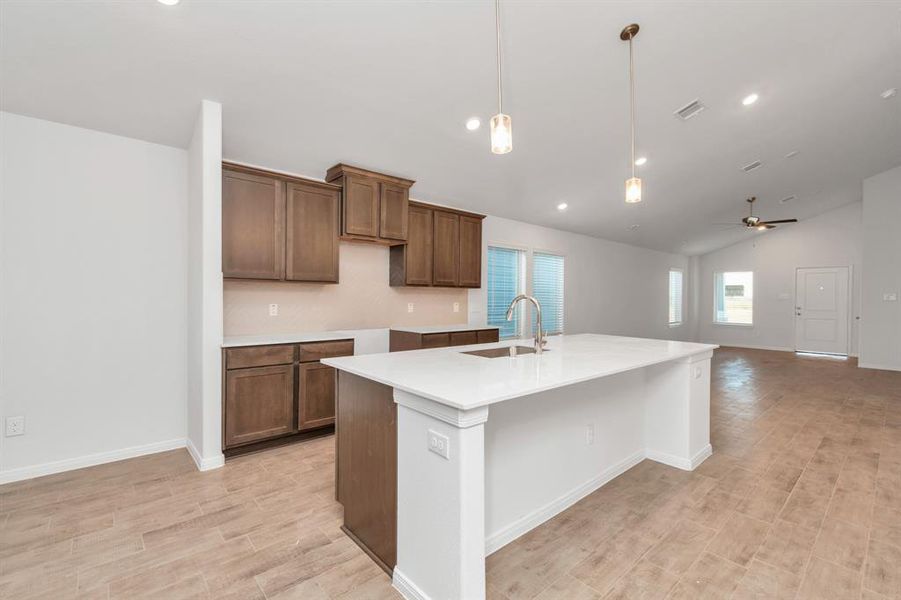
[{"xmin": 462, "ymin": 346, "xmax": 547, "ymax": 358}]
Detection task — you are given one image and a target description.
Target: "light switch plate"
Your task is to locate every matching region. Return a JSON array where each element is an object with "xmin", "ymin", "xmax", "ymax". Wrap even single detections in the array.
[
  {"xmin": 427, "ymin": 429, "xmax": 450, "ymax": 460},
  {"xmin": 453, "ymin": 302, "xmax": 460, "ymax": 313}
]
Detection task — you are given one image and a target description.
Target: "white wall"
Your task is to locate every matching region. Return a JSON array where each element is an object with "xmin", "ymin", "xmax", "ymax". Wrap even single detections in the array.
[
  {"xmin": 696, "ymin": 201, "xmax": 862, "ymax": 354},
  {"xmin": 469, "ymin": 216, "xmax": 693, "ymax": 341},
  {"xmin": 186, "ymin": 101, "xmax": 224, "ymax": 470},
  {"xmin": 0, "ymin": 112, "xmax": 188, "ymax": 481},
  {"xmin": 860, "ymin": 166, "xmax": 901, "ymax": 371}
]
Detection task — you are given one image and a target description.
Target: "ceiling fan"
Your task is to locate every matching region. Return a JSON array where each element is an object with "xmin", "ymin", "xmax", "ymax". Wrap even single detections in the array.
[{"xmin": 717, "ymin": 197, "xmax": 798, "ymax": 230}]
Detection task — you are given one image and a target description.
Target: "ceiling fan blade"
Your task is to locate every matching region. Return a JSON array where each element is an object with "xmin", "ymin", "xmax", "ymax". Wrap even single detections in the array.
[{"xmin": 758, "ymin": 219, "xmax": 798, "ymax": 225}]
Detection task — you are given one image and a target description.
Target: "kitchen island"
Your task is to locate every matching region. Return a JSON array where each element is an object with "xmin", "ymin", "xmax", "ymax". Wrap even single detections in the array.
[{"xmin": 323, "ymin": 333, "xmax": 718, "ymax": 600}]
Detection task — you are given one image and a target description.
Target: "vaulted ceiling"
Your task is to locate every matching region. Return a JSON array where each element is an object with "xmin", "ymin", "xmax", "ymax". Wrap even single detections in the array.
[{"xmin": 2, "ymin": 1, "xmax": 899, "ymax": 255}]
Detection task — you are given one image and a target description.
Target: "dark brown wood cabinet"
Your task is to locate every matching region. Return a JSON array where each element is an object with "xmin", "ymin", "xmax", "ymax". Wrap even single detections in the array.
[
  {"xmin": 458, "ymin": 215, "xmax": 482, "ymax": 287},
  {"xmin": 389, "ymin": 202, "xmax": 485, "ymax": 288},
  {"xmin": 222, "ymin": 169, "xmax": 285, "ymax": 280},
  {"xmin": 299, "ymin": 362, "xmax": 337, "ymax": 430},
  {"xmin": 326, "ymin": 164, "xmax": 413, "ymax": 243},
  {"xmin": 222, "ymin": 163, "xmax": 342, "ymax": 283},
  {"xmin": 389, "ymin": 327, "xmax": 499, "ymax": 351},
  {"xmin": 285, "ymin": 181, "xmax": 340, "ymax": 282},
  {"xmin": 433, "ymin": 210, "xmax": 460, "ymax": 286},
  {"xmin": 222, "ymin": 338, "xmax": 354, "ymax": 454},
  {"xmin": 224, "ymin": 365, "xmax": 295, "ymax": 447}
]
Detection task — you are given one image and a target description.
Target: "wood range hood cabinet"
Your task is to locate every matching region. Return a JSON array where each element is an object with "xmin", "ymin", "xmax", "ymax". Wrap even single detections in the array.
[
  {"xmin": 222, "ymin": 162, "xmax": 341, "ymax": 283},
  {"xmin": 325, "ymin": 163, "xmax": 414, "ymax": 244},
  {"xmin": 390, "ymin": 201, "xmax": 485, "ymax": 288}
]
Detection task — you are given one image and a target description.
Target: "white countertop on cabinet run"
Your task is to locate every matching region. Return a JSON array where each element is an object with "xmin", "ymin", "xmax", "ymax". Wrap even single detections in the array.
[
  {"xmin": 323, "ymin": 333, "xmax": 718, "ymax": 410},
  {"xmin": 222, "ymin": 332, "xmax": 355, "ymax": 348},
  {"xmin": 389, "ymin": 324, "xmax": 500, "ymax": 334}
]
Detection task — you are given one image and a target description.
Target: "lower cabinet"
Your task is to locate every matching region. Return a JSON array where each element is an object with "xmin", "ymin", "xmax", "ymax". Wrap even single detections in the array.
[
  {"xmin": 388, "ymin": 327, "xmax": 499, "ymax": 352},
  {"xmin": 222, "ymin": 339, "xmax": 353, "ymax": 452},
  {"xmin": 299, "ymin": 362, "xmax": 337, "ymax": 431},
  {"xmin": 224, "ymin": 365, "xmax": 295, "ymax": 448}
]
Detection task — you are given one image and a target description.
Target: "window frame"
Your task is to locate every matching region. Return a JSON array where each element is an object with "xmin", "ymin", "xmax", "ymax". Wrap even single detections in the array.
[
  {"xmin": 486, "ymin": 243, "xmax": 528, "ymax": 339},
  {"xmin": 485, "ymin": 242, "xmax": 565, "ymax": 339},
  {"xmin": 712, "ymin": 270, "xmax": 755, "ymax": 327},
  {"xmin": 668, "ymin": 268, "xmax": 684, "ymax": 328},
  {"xmin": 531, "ymin": 250, "xmax": 565, "ymax": 336}
]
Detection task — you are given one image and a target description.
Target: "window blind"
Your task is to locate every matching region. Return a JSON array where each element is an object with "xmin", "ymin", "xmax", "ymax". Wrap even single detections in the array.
[
  {"xmin": 532, "ymin": 252, "xmax": 564, "ymax": 335},
  {"xmin": 669, "ymin": 269, "xmax": 683, "ymax": 325},
  {"xmin": 487, "ymin": 246, "xmax": 524, "ymax": 338}
]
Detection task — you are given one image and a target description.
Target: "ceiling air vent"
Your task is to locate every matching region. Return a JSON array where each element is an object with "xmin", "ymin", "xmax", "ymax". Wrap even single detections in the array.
[
  {"xmin": 780, "ymin": 195, "xmax": 796, "ymax": 204},
  {"xmin": 741, "ymin": 160, "xmax": 763, "ymax": 173},
  {"xmin": 674, "ymin": 99, "xmax": 706, "ymax": 121}
]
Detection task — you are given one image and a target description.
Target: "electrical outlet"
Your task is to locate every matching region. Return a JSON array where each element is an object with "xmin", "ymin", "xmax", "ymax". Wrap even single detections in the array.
[
  {"xmin": 6, "ymin": 416, "xmax": 25, "ymax": 437},
  {"xmin": 428, "ymin": 429, "xmax": 450, "ymax": 459},
  {"xmin": 453, "ymin": 302, "xmax": 460, "ymax": 313},
  {"xmin": 269, "ymin": 303, "xmax": 279, "ymax": 316},
  {"xmin": 407, "ymin": 303, "xmax": 414, "ymax": 313},
  {"xmin": 586, "ymin": 423, "xmax": 595, "ymax": 445}
]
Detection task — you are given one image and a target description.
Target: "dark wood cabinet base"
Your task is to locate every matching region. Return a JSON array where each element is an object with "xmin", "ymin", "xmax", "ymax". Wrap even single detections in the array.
[{"xmin": 223, "ymin": 425, "xmax": 334, "ymax": 459}]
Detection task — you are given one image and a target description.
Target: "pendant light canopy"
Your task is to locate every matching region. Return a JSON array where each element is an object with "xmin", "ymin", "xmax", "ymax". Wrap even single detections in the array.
[
  {"xmin": 490, "ymin": 0, "xmax": 512, "ymax": 154},
  {"xmin": 621, "ymin": 23, "xmax": 641, "ymax": 203}
]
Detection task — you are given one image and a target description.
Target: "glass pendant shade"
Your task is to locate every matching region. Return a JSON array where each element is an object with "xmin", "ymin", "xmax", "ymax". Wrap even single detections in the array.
[
  {"xmin": 490, "ymin": 113, "xmax": 512, "ymax": 154},
  {"xmin": 625, "ymin": 177, "xmax": 642, "ymax": 203}
]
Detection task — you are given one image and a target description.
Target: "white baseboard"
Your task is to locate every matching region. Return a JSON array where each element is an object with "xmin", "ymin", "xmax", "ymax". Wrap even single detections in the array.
[
  {"xmin": 0, "ymin": 438, "xmax": 186, "ymax": 485},
  {"xmin": 393, "ymin": 567, "xmax": 431, "ymax": 600},
  {"xmin": 858, "ymin": 361, "xmax": 901, "ymax": 372},
  {"xmin": 707, "ymin": 343, "xmax": 794, "ymax": 353},
  {"xmin": 647, "ymin": 444, "xmax": 712, "ymax": 471},
  {"xmin": 484, "ymin": 449, "xmax": 645, "ymax": 555},
  {"xmin": 186, "ymin": 438, "xmax": 225, "ymax": 471}
]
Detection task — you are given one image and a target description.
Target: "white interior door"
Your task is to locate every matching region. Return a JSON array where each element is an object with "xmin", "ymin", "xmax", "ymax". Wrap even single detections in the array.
[{"xmin": 794, "ymin": 267, "xmax": 850, "ymax": 355}]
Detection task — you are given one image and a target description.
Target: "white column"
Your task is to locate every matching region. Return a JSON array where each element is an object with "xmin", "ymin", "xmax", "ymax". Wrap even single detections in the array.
[
  {"xmin": 392, "ymin": 390, "xmax": 489, "ymax": 600},
  {"xmin": 643, "ymin": 351, "xmax": 713, "ymax": 470}
]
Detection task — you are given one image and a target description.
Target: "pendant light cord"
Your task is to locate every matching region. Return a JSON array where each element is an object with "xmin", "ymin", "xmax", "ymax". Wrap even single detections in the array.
[
  {"xmin": 495, "ymin": 0, "xmax": 503, "ymax": 115},
  {"xmin": 629, "ymin": 33, "xmax": 635, "ymax": 179}
]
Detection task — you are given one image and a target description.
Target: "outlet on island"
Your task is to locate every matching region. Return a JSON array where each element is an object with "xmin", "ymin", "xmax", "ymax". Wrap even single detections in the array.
[
  {"xmin": 6, "ymin": 416, "xmax": 25, "ymax": 437},
  {"xmin": 428, "ymin": 429, "xmax": 450, "ymax": 459}
]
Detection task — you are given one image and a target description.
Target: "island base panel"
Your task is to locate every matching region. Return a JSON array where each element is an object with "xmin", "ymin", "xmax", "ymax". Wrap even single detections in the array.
[{"xmin": 335, "ymin": 371, "xmax": 397, "ymax": 574}]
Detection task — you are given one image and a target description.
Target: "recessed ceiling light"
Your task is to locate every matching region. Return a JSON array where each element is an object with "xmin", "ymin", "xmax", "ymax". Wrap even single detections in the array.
[
  {"xmin": 881, "ymin": 88, "xmax": 898, "ymax": 99},
  {"xmin": 157, "ymin": 0, "xmax": 180, "ymax": 5},
  {"xmin": 785, "ymin": 150, "xmax": 800, "ymax": 159},
  {"xmin": 465, "ymin": 117, "xmax": 481, "ymax": 131},
  {"xmin": 556, "ymin": 202, "xmax": 568, "ymax": 211},
  {"xmin": 634, "ymin": 157, "xmax": 647, "ymax": 166},
  {"xmin": 742, "ymin": 93, "xmax": 759, "ymax": 106}
]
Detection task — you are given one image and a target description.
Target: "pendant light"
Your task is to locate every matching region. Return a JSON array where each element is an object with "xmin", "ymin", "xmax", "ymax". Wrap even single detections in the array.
[
  {"xmin": 490, "ymin": 0, "xmax": 512, "ymax": 154},
  {"xmin": 621, "ymin": 23, "xmax": 641, "ymax": 203}
]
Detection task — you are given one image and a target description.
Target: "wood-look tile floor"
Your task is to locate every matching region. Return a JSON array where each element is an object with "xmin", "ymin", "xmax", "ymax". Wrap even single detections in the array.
[{"xmin": 2, "ymin": 348, "xmax": 900, "ymax": 599}]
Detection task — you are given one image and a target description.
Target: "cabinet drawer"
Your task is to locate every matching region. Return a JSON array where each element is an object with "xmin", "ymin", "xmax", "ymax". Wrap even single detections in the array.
[
  {"xmin": 477, "ymin": 329, "xmax": 500, "ymax": 344},
  {"xmin": 421, "ymin": 333, "xmax": 450, "ymax": 349},
  {"xmin": 450, "ymin": 331, "xmax": 478, "ymax": 346},
  {"xmin": 226, "ymin": 345, "xmax": 295, "ymax": 369},
  {"xmin": 298, "ymin": 340, "xmax": 354, "ymax": 363}
]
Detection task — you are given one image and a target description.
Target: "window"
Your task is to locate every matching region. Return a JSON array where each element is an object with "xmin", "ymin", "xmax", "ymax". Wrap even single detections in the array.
[
  {"xmin": 714, "ymin": 271, "xmax": 754, "ymax": 325},
  {"xmin": 533, "ymin": 252, "xmax": 564, "ymax": 334},
  {"xmin": 668, "ymin": 269, "xmax": 683, "ymax": 326},
  {"xmin": 487, "ymin": 246, "xmax": 525, "ymax": 338}
]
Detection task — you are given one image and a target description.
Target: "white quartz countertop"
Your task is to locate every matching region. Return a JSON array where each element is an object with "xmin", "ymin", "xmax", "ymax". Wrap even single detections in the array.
[
  {"xmin": 222, "ymin": 332, "xmax": 355, "ymax": 348},
  {"xmin": 323, "ymin": 334, "xmax": 718, "ymax": 410},
  {"xmin": 390, "ymin": 324, "xmax": 500, "ymax": 334}
]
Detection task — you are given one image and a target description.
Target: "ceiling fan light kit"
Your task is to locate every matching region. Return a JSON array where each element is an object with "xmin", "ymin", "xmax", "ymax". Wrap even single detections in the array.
[
  {"xmin": 621, "ymin": 23, "xmax": 642, "ymax": 203},
  {"xmin": 740, "ymin": 196, "xmax": 798, "ymax": 230}
]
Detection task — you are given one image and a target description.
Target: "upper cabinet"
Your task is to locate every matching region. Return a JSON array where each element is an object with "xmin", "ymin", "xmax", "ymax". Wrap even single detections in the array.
[
  {"xmin": 222, "ymin": 163, "xmax": 341, "ymax": 283},
  {"xmin": 325, "ymin": 164, "xmax": 413, "ymax": 244},
  {"xmin": 390, "ymin": 201, "xmax": 484, "ymax": 288}
]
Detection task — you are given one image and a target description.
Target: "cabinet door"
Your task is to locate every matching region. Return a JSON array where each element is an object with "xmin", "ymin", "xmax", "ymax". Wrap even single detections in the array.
[
  {"xmin": 343, "ymin": 175, "xmax": 379, "ymax": 238},
  {"xmin": 433, "ymin": 210, "xmax": 460, "ymax": 287},
  {"xmin": 450, "ymin": 331, "xmax": 478, "ymax": 346},
  {"xmin": 379, "ymin": 182, "xmax": 408, "ymax": 241},
  {"xmin": 285, "ymin": 182, "xmax": 339, "ymax": 282},
  {"xmin": 222, "ymin": 170, "xmax": 284, "ymax": 279},
  {"xmin": 224, "ymin": 365, "xmax": 295, "ymax": 448},
  {"xmin": 299, "ymin": 363, "xmax": 337, "ymax": 430},
  {"xmin": 477, "ymin": 329, "xmax": 500, "ymax": 344},
  {"xmin": 458, "ymin": 216, "xmax": 482, "ymax": 288},
  {"xmin": 405, "ymin": 205, "xmax": 433, "ymax": 285}
]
